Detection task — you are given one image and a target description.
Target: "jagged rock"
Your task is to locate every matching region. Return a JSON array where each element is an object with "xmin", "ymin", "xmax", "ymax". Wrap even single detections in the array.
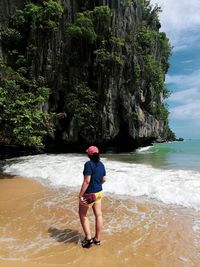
[{"xmin": 0, "ymin": 0, "xmax": 170, "ymax": 152}]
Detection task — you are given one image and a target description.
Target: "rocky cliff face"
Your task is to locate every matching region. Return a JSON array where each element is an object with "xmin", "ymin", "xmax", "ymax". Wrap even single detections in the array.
[{"xmin": 0, "ymin": 0, "xmax": 171, "ymax": 152}]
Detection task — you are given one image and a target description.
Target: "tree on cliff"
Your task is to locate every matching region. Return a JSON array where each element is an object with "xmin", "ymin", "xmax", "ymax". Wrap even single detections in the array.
[{"xmin": 0, "ymin": 0, "xmax": 174, "ymax": 149}]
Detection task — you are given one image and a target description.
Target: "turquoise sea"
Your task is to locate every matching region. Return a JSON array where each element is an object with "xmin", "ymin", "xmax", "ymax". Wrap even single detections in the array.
[
  {"xmin": 107, "ymin": 139, "xmax": 200, "ymax": 171},
  {"xmin": 2, "ymin": 139, "xmax": 200, "ymax": 210}
]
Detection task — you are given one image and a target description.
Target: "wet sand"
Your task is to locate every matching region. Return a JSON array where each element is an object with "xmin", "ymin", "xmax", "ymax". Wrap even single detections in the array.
[{"xmin": 0, "ymin": 176, "xmax": 200, "ymax": 267}]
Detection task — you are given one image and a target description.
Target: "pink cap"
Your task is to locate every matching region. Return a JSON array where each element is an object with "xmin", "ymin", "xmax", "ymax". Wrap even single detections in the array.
[{"xmin": 86, "ymin": 146, "xmax": 99, "ymax": 155}]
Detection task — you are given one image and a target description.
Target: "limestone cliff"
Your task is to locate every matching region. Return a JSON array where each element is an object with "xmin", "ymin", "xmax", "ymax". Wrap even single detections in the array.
[{"xmin": 0, "ymin": 0, "xmax": 172, "ymax": 152}]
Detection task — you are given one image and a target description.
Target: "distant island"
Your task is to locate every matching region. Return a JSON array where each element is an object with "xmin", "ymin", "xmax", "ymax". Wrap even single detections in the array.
[
  {"xmin": 176, "ymin": 137, "xmax": 184, "ymax": 141},
  {"xmin": 156, "ymin": 137, "xmax": 184, "ymax": 143}
]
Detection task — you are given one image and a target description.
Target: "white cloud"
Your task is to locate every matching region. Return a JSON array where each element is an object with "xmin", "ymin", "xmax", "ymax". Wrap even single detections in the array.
[
  {"xmin": 169, "ymin": 87, "xmax": 200, "ymax": 120},
  {"xmin": 169, "ymin": 88, "xmax": 200, "ymax": 104},
  {"xmin": 170, "ymin": 101, "xmax": 200, "ymax": 120},
  {"xmin": 151, "ymin": 0, "xmax": 200, "ymax": 49},
  {"xmin": 150, "ymin": 1, "xmax": 200, "ymax": 137},
  {"xmin": 167, "ymin": 70, "xmax": 200, "ymax": 120},
  {"xmin": 166, "ymin": 69, "xmax": 200, "ymax": 89},
  {"xmin": 182, "ymin": 60, "xmax": 193, "ymax": 64}
]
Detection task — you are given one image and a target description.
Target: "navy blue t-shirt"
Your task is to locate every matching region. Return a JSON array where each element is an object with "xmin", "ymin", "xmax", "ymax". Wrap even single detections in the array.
[{"xmin": 83, "ymin": 160, "xmax": 106, "ymax": 193}]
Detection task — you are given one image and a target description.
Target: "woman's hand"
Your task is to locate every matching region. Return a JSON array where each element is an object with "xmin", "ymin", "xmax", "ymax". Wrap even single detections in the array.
[
  {"xmin": 79, "ymin": 195, "xmax": 88, "ymax": 204},
  {"xmin": 79, "ymin": 175, "xmax": 91, "ymax": 198}
]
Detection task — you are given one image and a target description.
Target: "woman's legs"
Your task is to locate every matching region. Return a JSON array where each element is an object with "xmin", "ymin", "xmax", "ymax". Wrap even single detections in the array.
[
  {"xmin": 79, "ymin": 204, "xmax": 91, "ymax": 240},
  {"xmin": 92, "ymin": 202, "xmax": 103, "ymax": 241}
]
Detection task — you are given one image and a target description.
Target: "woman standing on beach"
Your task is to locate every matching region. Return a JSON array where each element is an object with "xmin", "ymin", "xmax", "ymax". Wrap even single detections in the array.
[{"xmin": 79, "ymin": 146, "xmax": 106, "ymax": 248}]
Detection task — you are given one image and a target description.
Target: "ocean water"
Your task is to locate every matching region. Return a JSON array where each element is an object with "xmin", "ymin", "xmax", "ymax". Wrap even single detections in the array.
[
  {"xmin": 2, "ymin": 139, "xmax": 200, "ymax": 211},
  {"xmin": 106, "ymin": 139, "xmax": 200, "ymax": 171}
]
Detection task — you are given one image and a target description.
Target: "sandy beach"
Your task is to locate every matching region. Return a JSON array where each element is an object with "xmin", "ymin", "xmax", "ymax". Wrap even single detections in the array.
[{"xmin": 0, "ymin": 176, "xmax": 200, "ymax": 267}]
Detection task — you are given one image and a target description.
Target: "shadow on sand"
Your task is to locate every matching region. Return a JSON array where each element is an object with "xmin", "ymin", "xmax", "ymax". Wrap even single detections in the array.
[{"xmin": 48, "ymin": 227, "xmax": 82, "ymax": 244}]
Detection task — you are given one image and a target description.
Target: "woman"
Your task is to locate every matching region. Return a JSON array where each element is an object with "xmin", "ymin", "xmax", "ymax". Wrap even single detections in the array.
[{"xmin": 79, "ymin": 146, "xmax": 106, "ymax": 248}]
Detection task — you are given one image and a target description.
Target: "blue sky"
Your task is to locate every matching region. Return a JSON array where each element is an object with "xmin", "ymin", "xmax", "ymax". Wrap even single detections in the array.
[{"xmin": 151, "ymin": 0, "xmax": 200, "ymax": 139}]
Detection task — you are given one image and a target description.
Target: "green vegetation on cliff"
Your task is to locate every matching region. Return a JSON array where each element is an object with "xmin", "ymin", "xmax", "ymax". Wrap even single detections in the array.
[
  {"xmin": 0, "ymin": 0, "xmax": 174, "ymax": 148},
  {"xmin": 0, "ymin": 59, "xmax": 48, "ymax": 146},
  {"xmin": 0, "ymin": 0, "xmax": 63, "ymax": 146},
  {"xmin": 65, "ymin": 83, "xmax": 98, "ymax": 140}
]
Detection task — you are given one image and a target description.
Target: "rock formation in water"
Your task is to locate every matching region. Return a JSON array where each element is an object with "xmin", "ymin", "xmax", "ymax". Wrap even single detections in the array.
[{"xmin": 0, "ymin": 0, "xmax": 173, "ymax": 152}]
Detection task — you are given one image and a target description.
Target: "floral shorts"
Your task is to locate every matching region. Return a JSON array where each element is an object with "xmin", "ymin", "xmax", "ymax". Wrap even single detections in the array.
[{"xmin": 79, "ymin": 191, "xmax": 103, "ymax": 208}]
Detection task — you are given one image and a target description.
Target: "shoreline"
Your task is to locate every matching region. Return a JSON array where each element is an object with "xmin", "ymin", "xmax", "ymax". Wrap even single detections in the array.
[
  {"xmin": 0, "ymin": 140, "xmax": 155, "ymax": 160},
  {"xmin": 1, "ymin": 175, "xmax": 200, "ymax": 266}
]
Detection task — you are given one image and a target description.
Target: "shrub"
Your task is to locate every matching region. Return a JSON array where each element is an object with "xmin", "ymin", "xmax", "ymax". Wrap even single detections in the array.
[
  {"xmin": 0, "ymin": 59, "xmax": 48, "ymax": 146},
  {"xmin": 67, "ymin": 13, "xmax": 97, "ymax": 43},
  {"xmin": 65, "ymin": 84, "xmax": 98, "ymax": 140}
]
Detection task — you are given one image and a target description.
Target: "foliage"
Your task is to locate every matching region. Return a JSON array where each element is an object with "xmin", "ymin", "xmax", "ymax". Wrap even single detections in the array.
[
  {"xmin": 1, "ymin": 0, "xmax": 64, "ymax": 70},
  {"xmin": 162, "ymin": 85, "xmax": 171, "ymax": 99},
  {"xmin": 159, "ymin": 32, "xmax": 171, "ymax": 72},
  {"xmin": 148, "ymin": 102, "xmax": 170, "ymax": 123},
  {"xmin": 0, "ymin": 0, "xmax": 173, "ymax": 146},
  {"xmin": 0, "ymin": 0, "xmax": 64, "ymax": 53},
  {"xmin": 133, "ymin": 64, "xmax": 141, "ymax": 82},
  {"xmin": 141, "ymin": 0, "xmax": 161, "ymax": 27},
  {"xmin": 67, "ymin": 13, "xmax": 97, "ymax": 43},
  {"xmin": 134, "ymin": 19, "xmax": 171, "ymax": 99},
  {"xmin": 157, "ymin": 104, "xmax": 176, "ymax": 141},
  {"xmin": 136, "ymin": 21, "xmax": 171, "ymax": 72},
  {"xmin": 137, "ymin": 0, "xmax": 171, "ymax": 104},
  {"xmin": 0, "ymin": 1, "xmax": 63, "ymax": 146},
  {"xmin": 66, "ymin": 1, "xmax": 172, "ymax": 141},
  {"xmin": 120, "ymin": 0, "xmax": 133, "ymax": 8},
  {"xmin": 65, "ymin": 84, "xmax": 98, "ymax": 140},
  {"xmin": 90, "ymin": 6, "xmax": 112, "ymax": 36},
  {"xmin": 1, "ymin": 28, "xmax": 22, "ymax": 48},
  {"xmin": 136, "ymin": 24, "xmax": 157, "ymax": 53},
  {"xmin": 66, "ymin": 6, "xmax": 117, "ymax": 67},
  {"xmin": 20, "ymin": 0, "xmax": 63, "ymax": 31},
  {"xmin": 67, "ymin": 5, "xmax": 112, "ymax": 42},
  {"xmin": 131, "ymin": 4, "xmax": 171, "ymax": 105},
  {"xmin": 94, "ymin": 48, "xmax": 124, "ymax": 66},
  {"xmin": 0, "ymin": 59, "xmax": 48, "ymax": 146},
  {"xmin": 164, "ymin": 126, "xmax": 176, "ymax": 140},
  {"xmin": 142, "ymin": 55, "xmax": 164, "ymax": 93},
  {"xmin": 156, "ymin": 103, "xmax": 169, "ymax": 121},
  {"xmin": 65, "ymin": 1, "xmax": 172, "ymax": 136},
  {"xmin": 110, "ymin": 36, "xmax": 125, "ymax": 47}
]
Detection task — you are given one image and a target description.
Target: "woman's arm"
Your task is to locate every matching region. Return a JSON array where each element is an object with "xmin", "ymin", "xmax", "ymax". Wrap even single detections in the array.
[
  {"xmin": 102, "ymin": 176, "xmax": 106, "ymax": 184},
  {"xmin": 79, "ymin": 175, "xmax": 91, "ymax": 197}
]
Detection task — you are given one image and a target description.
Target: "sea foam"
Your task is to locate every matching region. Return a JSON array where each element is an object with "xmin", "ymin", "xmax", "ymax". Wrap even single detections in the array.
[{"xmin": 3, "ymin": 154, "xmax": 200, "ymax": 210}]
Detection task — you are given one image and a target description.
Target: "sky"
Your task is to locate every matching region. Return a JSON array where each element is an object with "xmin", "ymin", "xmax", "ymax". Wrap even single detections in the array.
[{"xmin": 151, "ymin": 0, "xmax": 200, "ymax": 139}]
